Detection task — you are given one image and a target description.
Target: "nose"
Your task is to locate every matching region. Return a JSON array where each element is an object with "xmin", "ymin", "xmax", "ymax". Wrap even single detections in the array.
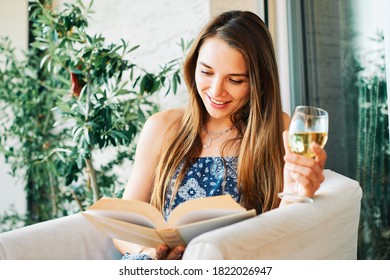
[{"xmin": 208, "ymin": 76, "xmax": 225, "ymax": 98}]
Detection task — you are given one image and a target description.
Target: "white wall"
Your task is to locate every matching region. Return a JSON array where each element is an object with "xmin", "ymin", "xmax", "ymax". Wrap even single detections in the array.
[
  {"xmin": 0, "ymin": 0, "xmax": 28, "ymax": 215},
  {"xmin": 209, "ymin": 0, "xmax": 257, "ymax": 17},
  {"xmin": 76, "ymin": 0, "xmax": 210, "ymax": 110}
]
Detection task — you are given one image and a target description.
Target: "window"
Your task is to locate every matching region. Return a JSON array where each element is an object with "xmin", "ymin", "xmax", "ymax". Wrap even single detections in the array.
[{"xmin": 286, "ymin": 0, "xmax": 389, "ymax": 259}]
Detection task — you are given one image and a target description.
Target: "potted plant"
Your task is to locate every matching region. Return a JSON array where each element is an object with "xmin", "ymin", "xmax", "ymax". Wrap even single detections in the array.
[{"xmin": 0, "ymin": 0, "xmax": 187, "ymax": 228}]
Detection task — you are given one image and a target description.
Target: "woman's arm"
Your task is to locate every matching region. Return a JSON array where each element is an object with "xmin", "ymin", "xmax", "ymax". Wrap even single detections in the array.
[
  {"xmin": 113, "ymin": 109, "xmax": 185, "ymax": 258},
  {"xmin": 121, "ymin": 111, "xmax": 171, "ymax": 201}
]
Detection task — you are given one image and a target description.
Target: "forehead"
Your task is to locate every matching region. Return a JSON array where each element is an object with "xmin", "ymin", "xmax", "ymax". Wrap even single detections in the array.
[{"xmin": 197, "ymin": 37, "xmax": 247, "ymax": 72}]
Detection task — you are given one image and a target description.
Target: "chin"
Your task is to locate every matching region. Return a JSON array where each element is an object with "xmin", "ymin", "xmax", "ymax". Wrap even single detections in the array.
[{"xmin": 205, "ymin": 107, "xmax": 232, "ymax": 120}]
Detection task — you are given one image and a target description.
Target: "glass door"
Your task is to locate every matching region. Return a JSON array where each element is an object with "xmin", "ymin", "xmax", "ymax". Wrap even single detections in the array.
[{"xmin": 287, "ymin": 0, "xmax": 389, "ymax": 259}]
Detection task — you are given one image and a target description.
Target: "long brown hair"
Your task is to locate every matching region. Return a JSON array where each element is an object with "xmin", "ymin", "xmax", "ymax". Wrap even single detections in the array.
[{"xmin": 150, "ymin": 10, "xmax": 285, "ymax": 214}]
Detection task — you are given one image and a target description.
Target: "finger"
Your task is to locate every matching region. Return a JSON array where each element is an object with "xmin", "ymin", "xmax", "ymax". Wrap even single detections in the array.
[
  {"xmin": 282, "ymin": 131, "xmax": 292, "ymax": 155},
  {"xmin": 287, "ymin": 164, "xmax": 322, "ymax": 190},
  {"xmin": 156, "ymin": 244, "xmax": 169, "ymax": 260},
  {"xmin": 288, "ymin": 171, "xmax": 312, "ymax": 195},
  {"xmin": 288, "ymin": 171, "xmax": 320, "ymax": 197},
  {"xmin": 311, "ymin": 143, "xmax": 327, "ymax": 169},
  {"xmin": 284, "ymin": 153, "xmax": 319, "ymax": 169},
  {"xmin": 285, "ymin": 152, "xmax": 323, "ymax": 174},
  {"xmin": 284, "ymin": 155, "xmax": 325, "ymax": 185},
  {"xmin": 166, "ymin": 245, "xmax": 186, "ymax": 260}
]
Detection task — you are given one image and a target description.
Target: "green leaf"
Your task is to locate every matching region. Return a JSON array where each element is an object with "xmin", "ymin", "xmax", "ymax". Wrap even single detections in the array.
[
  {"xmin": 30, "ymin": 41, "xmax": 49, "ymax": 51},
  {"xmin": 72, "ymin": 126, "xmax": 83, "ymax": 142},
  {"xmin": 40, "ymin": 54, "xmax": 51, "ymax": 69},
  {"xmin": 83, "ymin": 127, "xmax": 91, "ymax": 145},
  {"xmin": 128, "ymin": 45, "xmax": 140, "ymax": 53}
]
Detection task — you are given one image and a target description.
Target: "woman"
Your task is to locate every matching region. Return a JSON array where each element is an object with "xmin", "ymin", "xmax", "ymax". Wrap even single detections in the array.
[{"xmin": 114, "ymin": 10, "xmax": 326, "ymax": 260}]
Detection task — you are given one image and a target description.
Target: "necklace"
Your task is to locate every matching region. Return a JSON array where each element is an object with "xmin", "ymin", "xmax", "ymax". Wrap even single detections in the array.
[{"xmin": 202, "ymin": 124, "xmax": 235, "ymax": 149}]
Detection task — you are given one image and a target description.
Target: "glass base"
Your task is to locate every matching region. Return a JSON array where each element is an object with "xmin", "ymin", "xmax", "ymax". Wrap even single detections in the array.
[{"xmin": 278, "ymin": 192, "xmax": 313, "ymax": 203}]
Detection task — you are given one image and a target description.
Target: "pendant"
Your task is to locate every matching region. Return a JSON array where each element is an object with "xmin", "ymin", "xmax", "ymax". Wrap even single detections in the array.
[{"xmin": 203, "ymin": 138, "xmax": 212, "ymax": 148}]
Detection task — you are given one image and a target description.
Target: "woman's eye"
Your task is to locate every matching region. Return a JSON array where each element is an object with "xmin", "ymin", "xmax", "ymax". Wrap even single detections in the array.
[
  {"xmin": 200, "ymin": 70, "xmax": 212, "ymax": 76},
  {"xmin": 230, "ymin": 79, "xmax": 243, "ymax": 84}
]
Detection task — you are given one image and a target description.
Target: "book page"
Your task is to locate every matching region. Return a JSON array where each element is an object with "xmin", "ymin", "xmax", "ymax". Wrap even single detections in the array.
[
  {"xmin": 87, "ymin": 197, "xmax": 167, "ymax": 228},
  {"xmin": 167, "ymin": 195, "xmax": 246, "ymax": 226},
  {"xmin": 82, "ymin": 213, "xmax": 164, "ymax": 248},
  {"xmin": 82, "ymin": 196, "xmax": 256, "ymax": 248},
  {"xmin": 156, "ymin": 229, "xmax": 186, "ymax": 248},
  {"xmin": 85, "ymin": 210, "xmax": 156, "ymax": 228}
]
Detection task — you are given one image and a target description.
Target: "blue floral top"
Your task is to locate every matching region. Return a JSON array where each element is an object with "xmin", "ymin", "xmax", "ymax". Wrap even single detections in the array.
[
  {"xmin": 163, "ymin": 157, "xmax": 240, "ymax": 220},
  {"xmin": 121, "ymin": 156, "xmax": 240, "ymax": 260}
]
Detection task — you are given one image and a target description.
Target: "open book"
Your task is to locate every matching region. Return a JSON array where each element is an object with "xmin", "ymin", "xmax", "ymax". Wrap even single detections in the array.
[{"xmin": 82, "ymin": 195, "xmax": 256, "ymax": 248}]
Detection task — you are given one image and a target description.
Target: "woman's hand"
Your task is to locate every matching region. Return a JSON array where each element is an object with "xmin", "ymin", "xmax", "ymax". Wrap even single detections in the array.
[
  {"xmin": 155, "ymin": 244, "xmax": 186, "ymax": 260},
  {"xmin": 282, "ymin": 131, "xmax": 327, "ymax": 199}
]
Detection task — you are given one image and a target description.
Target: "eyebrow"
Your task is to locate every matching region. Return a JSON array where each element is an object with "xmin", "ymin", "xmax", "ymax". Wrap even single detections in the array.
[{"xmin": 198, "ymin": 61, "xmax": 248, "ymax": 77}]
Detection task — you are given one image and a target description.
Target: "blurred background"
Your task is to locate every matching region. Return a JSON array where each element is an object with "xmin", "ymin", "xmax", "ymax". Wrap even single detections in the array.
[{"xmin": 0, "ymin": 0, "xmax": 388, "ymax": 259}]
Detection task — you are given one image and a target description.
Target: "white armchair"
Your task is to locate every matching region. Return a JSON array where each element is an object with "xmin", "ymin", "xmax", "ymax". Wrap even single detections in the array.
[{"xmin": 0, "ymin": 170, "xmax": 362, "ymax": 260}]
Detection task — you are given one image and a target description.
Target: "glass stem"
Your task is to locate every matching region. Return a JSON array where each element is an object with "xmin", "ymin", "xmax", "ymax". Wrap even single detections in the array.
[{"xmin": 293, "ymin": 181, "xmax": 301, "ymax": 195}]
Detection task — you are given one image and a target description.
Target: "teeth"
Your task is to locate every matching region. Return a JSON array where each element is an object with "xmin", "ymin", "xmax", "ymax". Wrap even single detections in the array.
[{"xmin": 210, "ymin": 97, "xmax": 226, "ymax": 105}]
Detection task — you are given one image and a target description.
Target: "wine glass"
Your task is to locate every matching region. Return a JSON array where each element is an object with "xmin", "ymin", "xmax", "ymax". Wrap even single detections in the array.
[{"xmin": 278, "ymin": 106, "xmax": 329, "ymax": 203}]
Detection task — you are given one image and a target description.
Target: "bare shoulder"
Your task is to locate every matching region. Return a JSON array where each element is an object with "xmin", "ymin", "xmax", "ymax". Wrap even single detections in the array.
[
  {"xmin": 144, "ymin": 108, "xmax": 184, "ymax": 134},
  {"xmin": 139, "ymin": 108, "xmax": 185, "ymax": 148},
  {"xmin": 282, "ymin": 112, "xmax": 290, "ymax": 130},
  {"xmin": 122, "ymin": 108, "xmax": 185, "ymax": 201}
]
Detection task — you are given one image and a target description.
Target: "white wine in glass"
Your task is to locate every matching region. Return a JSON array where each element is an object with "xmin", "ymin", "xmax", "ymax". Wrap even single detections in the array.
[{"xmin": 278, "ymin": 106, "xmax": 329, "ymax": 203}]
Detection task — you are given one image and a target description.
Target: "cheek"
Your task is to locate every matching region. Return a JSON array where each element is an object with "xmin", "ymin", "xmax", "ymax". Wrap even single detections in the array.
[
  {"xmin": 244, "ymin": 89, "xmax": 251, "ymax": 103},
  {"xmin": 195, "ymin": 73, "xmax": 209, "ymax": 93},
  {"xmin": 194, "ymin": 71, "xmax": 201, "ymax": 89},
  {"xmin": 234, "ymin": 87, "xmax": 250, "ymax": 104}
]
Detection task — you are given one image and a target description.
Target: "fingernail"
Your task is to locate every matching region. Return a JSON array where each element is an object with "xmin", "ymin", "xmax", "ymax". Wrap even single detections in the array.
[
  {"xmin": 175, "ymin": 248, "xmax": 182, "ymax": 254},
  {"xmin": 285, "ymin": 154, "xmax": 294, "ymax": 161},
  {"xmin": 311, "ymin": 142, "xmax": 321, "ymax": 149}
]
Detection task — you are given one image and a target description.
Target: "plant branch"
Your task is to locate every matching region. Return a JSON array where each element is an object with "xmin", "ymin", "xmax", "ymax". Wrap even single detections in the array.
[
  {"xmin": 85, "ymin": 157, "xmax": 99, "ymax": 202},
  {"xmin": 48, "ymin": 165, "xmax": 57, "ymax": 217}
]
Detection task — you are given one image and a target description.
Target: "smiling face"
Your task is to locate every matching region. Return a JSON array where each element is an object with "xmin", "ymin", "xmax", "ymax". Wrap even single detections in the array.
[{"xmin": 195, "ymin": 37, "xmax": 250, "ymax": 124}]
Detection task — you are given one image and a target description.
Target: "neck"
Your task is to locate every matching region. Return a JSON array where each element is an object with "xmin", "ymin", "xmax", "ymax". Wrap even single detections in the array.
[{"xmin": 203, "ymin": 117, "xmax": 235, "ymax": 133}]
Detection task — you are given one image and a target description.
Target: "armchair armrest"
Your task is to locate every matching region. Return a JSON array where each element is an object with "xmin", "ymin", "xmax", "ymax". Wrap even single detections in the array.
[
  {"xmin": 1, "ymin": 170, "xmax": 361, "ymax": 260},
  {"xmin": 183, "ymin": 170, "xmax": 362, "ymax": 260},
  {"xmin": 0, "ymin": 213, "xmax": 121, "ymax": 260}
]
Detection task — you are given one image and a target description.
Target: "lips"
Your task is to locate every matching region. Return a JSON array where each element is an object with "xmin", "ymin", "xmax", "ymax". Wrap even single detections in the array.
[
  {"xmin": 207, "ymin": 93, "xmax": 232, "ymax": 106},
  {"xmin": 210, "ymin": 97, "xmax": 227, "ymax": 105}
]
